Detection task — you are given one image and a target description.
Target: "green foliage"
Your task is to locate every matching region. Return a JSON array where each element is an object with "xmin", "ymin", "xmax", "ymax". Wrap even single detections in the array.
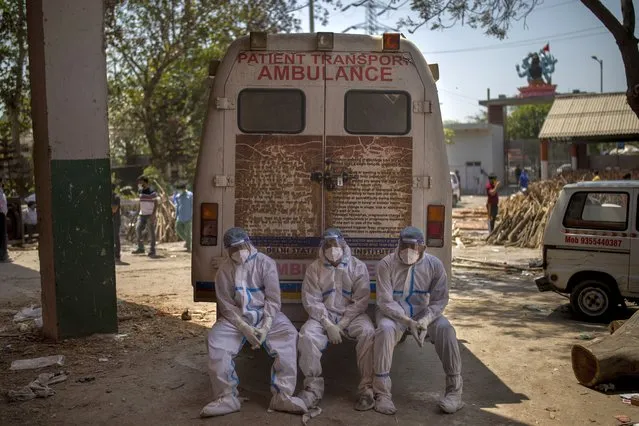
[
  {"xmin": 444, "ymin": 127, "xmax": 455, "ymax": 145},
  {"xmin": 507, "ymin": 103, "xmax": 551, "ymax": 140},
  {"xmin": 399, "ymin": 0, "xmax": 542, "ymax": 38},
  {"xmin": 466, "ymin": 110, "xmax": 488, "ymax": 123},
  {"xmin": 105, "ymin": 0, "xmax": 310, "ymax": 182}
]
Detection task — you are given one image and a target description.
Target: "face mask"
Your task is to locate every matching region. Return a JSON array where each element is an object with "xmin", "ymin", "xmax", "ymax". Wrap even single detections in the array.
[
  {"xmin": 231, "ymin": 249, "xmax": 250, "ymax": 264},
  {"xmin": 138, "ymin": 185, "xmax": 143, "ymax": 190},
  {"xmin": 325, "ymin": 247, "xmax": 343, "ymax": 263},
  {"xmin": 400, "ymin": 248, "xmax": 419, "ymax": 265}
]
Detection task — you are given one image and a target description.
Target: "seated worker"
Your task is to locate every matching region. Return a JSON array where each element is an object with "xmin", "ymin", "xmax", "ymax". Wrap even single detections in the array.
[
  {"xmin": 297, "ymin": 228, "xmax": 375, "ymax": 411},
  {"xmin": 373, "ymin": 226, "xmax": 464, "ymax": 415},
  {"xmin": 201, "ymin": 227, "xmax": 307, "ymax": 417}
]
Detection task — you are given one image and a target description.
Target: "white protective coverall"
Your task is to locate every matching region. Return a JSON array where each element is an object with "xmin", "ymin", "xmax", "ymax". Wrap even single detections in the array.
[
  {"xmin": 297, "ymin": 230, "xmax": 375, "ymax": 410},
  {"xmin": 374, "ymin": 229, "xmax": 463, "ymax": 415},
  {"xmin": 202, "ymin": 229, "xmax": 307, "ymax": 417}
]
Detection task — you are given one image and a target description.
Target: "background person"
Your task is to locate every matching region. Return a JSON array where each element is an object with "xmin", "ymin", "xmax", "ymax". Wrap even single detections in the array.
[
  {"xmin": 0, "ymin": 177, "xmax": 10, "ymax": 262},
  {"xmin": 22, "ymin": 201, "xmax": 38, "ymax": 243},
  {"xmin": 486, "ymin": 173, "xmax": 500, "ymax": 232},
  {"xmin": 172, "ymin": 182, "xmax": 193, "ymax": 252},
  {"xmin": 132, "ymin": 176, "xmax": 157, "ymax": 257}
]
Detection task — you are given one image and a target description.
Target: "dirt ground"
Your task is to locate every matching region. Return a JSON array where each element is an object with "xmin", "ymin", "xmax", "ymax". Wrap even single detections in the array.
[{"xmin": 1, "ymin": 202, "xmax": 638, "ymax": 426}]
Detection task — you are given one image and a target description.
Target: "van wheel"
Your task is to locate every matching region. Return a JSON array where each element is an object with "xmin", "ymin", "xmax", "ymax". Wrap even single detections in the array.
[
  {"xmin": 452, "ymin": 195, "xmax": 458, "ymax": 207},
  {"xmin": 570, "ymin": 280, "xmax": 617, "ymax": 322}
]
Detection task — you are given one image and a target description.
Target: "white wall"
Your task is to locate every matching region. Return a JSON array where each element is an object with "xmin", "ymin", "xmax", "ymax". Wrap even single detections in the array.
[{"xmin": 446, "ymin": 124, "xmax": 504, "ymax": 194}]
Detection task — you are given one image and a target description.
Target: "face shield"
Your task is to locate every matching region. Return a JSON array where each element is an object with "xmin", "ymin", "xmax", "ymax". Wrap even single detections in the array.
[
  {"xmin": 223, "ymin": 227, "xmax": 253, "ymax": 264},
  {"xmin": 398, "ymin": 227, "xmax": 425, "ymax": 265},
  {"xmin": 320, "ymin": 228, "xmax": 347, "ymax": 264}
]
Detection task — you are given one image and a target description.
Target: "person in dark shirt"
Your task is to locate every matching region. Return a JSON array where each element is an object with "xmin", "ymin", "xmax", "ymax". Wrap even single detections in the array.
[
  {"xmin": 514, "ymin": 165, "xmax": 522, "ymax": 186},
  {"xmin": 112, "ymin": 184, "xmax": 122, "ymax": 263},
  {"xmin": 486, "ymin": 174, "xmax": 500, "ymax": 233}
]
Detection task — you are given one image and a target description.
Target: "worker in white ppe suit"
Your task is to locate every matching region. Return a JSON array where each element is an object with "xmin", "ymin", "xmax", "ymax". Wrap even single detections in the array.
[
  {"xmin": 297, "ymin": 228, "xmax": 375, "ymax": 411},
  {"xmin": 373, "ymin": 226, "xmax": 463, "ymax": 415},
  {"xmin": 201, "ymin": 227, "xmax": 308, "ymax": 417}
]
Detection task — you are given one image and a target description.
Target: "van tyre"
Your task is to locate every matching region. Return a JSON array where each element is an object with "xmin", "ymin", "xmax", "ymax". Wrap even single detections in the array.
[
  {"xmin": 452, "ymin": 195, "xmax": 458, "ymax": 207},
  {"xmin": 570, "ymin": 280, "xmax": 618, "ymax": 322}
]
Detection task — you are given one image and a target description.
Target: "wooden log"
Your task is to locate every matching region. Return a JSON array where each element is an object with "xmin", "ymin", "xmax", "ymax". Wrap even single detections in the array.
[
  {"xmin": 571, "ymin": 310, "xmax": 639, "ymax": 386},
  {"xmin": 609, "ymin": 320, "xmax": 626, "ymax": 335}
]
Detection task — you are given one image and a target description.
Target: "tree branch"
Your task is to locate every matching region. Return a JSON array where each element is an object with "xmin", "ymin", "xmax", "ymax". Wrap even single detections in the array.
[
  {"xmin": 622, "ymin": 0, "xmax": 635, "ymax": 36},
  {"xmin": 580, "ymin": 0, "xmax": 626, "ymax": 42}
]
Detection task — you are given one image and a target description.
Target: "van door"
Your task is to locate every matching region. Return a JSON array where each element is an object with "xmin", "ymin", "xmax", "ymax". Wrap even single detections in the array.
[
  {"xmin": 322, "ymin": 51, "xmax": 422, "ymax": 270},
  {"xmin": 630, "ymin": 188, "xmax": 639, "ymax": 294},
  {"xmin": 225, "ymin": 52, "xmax": 325, "ymax": 284}
]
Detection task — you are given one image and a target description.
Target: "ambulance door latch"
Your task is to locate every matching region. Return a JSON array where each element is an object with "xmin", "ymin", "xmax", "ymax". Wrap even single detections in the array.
[
  {"xmin": 215, "ymin": 98, "xmax": 236, "ymax": 110},
  {"xmin": 413, "ymin": 176, "xmax": 432, "ymax": 189}
]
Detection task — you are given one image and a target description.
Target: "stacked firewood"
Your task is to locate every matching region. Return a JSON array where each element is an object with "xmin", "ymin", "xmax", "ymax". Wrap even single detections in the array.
[
  {"xmin": 487, "ymin": 169, "xmax": 637, "ymax": 248},
  {"xmin": 125, "ymin": 182, "xmax": 179, "ymax": 244}
]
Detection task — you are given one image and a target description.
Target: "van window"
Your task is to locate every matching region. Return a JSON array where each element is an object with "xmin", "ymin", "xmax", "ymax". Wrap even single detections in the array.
[
  {"xmin": 238, "ymin": 89, "xmax": 305, "ymax": 134},
  {"xmin": 345, "ymin": 90, "xmax": 410, "ymax": 135},
  {"xmin": 563, "ymin": 191, "xmax": 629, "ymax": 231}
]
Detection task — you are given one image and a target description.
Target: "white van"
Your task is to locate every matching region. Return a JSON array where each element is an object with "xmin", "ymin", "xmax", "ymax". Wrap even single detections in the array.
[
  {"xmin": 450, "ymin": 171, "xmax": 461, "ymax": 207},
  {"xmin": 192, "ymin": 32, "xmax": 452, "ymax": 322},
  {"xmin": 536, "ymin": 181, "xmax": 639, "ymax": 320}
]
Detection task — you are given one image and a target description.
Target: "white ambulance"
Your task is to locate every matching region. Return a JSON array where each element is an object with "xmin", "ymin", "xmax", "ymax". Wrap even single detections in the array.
[
  {"xmin": 536, "ymin": 181, "xmax": 639, "ymax": 321},
  {"xmin": 192, "ymin": 32, "xmax": 451, "ymax": 322}
]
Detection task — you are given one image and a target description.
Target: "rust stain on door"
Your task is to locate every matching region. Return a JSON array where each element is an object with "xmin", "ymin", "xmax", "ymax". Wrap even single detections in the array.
[
  {"xmin": 235, "ymin": 134, "xmax": 323, "ymax": 245},
  {"xmin": 325, "ymin": 135, "xmax": 412, "ymax": 238}
]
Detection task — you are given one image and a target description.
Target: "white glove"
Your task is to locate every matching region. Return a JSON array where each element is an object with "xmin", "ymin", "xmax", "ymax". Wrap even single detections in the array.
[
  {"xmin": 322, "ymin": 318, "xmax": 342, "ymax": 345},
  {"xmin": 253, "ymin": 316, "xmax": 273, "ymax": 348},
  {"xmin": 415, "ymin": 313, "xmax": 435, "ymax": 348},
  {"xmin": 236, "ymin": 319, "xmax": 261, "ymax": 349},
  {"xmin": 337, "ymin": 318, "xmax": 351, "ymax": 338},
  {"xmin": 399, "ymin": 316, "xmax": 422, "ymax": 347}
]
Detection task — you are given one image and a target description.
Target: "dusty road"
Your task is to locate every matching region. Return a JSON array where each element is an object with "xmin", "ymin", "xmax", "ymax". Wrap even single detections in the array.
[{"xmin": 1, "ymin": 237, "xmax": 637, "ymax": 426}]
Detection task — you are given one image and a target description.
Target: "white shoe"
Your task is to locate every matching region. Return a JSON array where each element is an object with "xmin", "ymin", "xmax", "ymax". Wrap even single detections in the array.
[{"xmin": 200, "ymin": 395, "xmax": 241, "ymax": 417}]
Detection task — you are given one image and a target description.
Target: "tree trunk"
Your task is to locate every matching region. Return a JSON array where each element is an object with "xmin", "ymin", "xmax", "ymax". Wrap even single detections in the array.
[
  {"xmin": 571, "ymin": 310, "xmax": 639, "ymax": 387},
  {"xmin": 581, "ymin": 0, "xmax": 639, "ymax": 119}
]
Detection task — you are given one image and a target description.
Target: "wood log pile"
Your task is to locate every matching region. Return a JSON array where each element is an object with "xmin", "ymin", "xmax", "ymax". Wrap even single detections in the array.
[
  {"xmin": 125, "ymin": 182, "xmax": 179, "ymax": 244},
  {"xmin": 486, "ymin": 169, "xmax": 638, "ymax": 249}
]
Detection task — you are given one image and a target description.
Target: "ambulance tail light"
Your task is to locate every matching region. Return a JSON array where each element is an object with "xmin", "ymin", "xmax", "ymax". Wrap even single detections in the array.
[
  {"xmin": 382, "ymin": 33, "xmax": 400, "ymax": 51},
  {"xmin": 426, "ymin": 205, "xmax": 445, "ymax": 247},
  {"xmin": 200, "ymin": 203, "xmax": 219, "ymax": 246},
  {"xmin": 249, "ymin": 32, "xmax": 268, "ymax": 50}
]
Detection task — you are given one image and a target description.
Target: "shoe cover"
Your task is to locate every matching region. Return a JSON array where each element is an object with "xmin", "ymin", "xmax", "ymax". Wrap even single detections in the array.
[
  {"xmin": 297, "ymin": 389, "xmax": 320, "ymax": 410},
  {"xmin": 269, "ymin": 394, "xmax": 308, "ymax": 414},
  {"xmin": 374, "ymin": 394, "xmax": 397, "ymax": 415},
  {"xmin": 354, "ymin": 389, "xmax": 375, "ymax": 411},
  {"xmin": 200, "ymin": 395, "xmax": 241, "ymax": 418}
]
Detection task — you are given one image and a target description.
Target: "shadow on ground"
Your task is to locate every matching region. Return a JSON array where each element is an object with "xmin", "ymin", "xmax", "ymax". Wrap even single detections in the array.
[{"xmin": 1, "ymin": 298, "xmax": 530, "ymax": 426}]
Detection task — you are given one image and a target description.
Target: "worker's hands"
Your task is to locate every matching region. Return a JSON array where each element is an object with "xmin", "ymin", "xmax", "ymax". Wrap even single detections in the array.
[
  {"xmin": 253, "ymin": 316, "xmax": 273, "ymax": 348},
  {"xmin": 337, "ymin": 318, "xmax": 351, "ymax": 338},
  {"xmin": 237, "ymin": 320, "xmax": 261, "ymax": 349},
  {"xmin": 322, "ymin": 318, "xmax": 343, "ymax": 345}
]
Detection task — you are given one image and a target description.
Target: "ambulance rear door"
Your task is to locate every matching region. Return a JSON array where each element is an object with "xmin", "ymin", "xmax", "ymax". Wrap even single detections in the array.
[{"xmin": 323, "ymin": 49, "xmax": 426, "ymax": 293}]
